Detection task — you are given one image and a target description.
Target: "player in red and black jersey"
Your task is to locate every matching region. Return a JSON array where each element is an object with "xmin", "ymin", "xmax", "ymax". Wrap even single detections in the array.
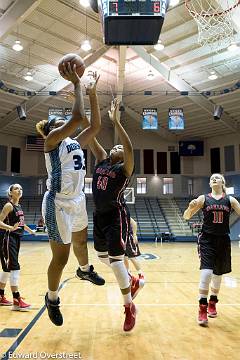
[
  {"xmin": 81, "ymin": 99, "xmax": 137, "ymax": 331},
  {"xmin": 0, "ymin": 184, "xmax": 35, "ymax": 311},
  {"xmin": 184, "ymin": 174, "xmax": 240, "ymax": 326}
]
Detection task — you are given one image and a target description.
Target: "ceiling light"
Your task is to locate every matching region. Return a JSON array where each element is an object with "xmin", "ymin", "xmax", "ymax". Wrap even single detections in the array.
[
  {"xmin": 154, "ymin": 41, "xmax": 164, "ymax": 51},
  {"xmin": 24, "ymin": 71, "xmax": 33, "ymax": 81},
  {"xmin": 79, "ymin": 0, "xmax": 90, "ymax": 7},
  {"xmin": 208, "ymin": 74, "xmax": 218, "ymax": 80},
  {"xmin": 147, "ymin": 70, "xmax": 155, "ymax": 80},
  {"xmin": 12, "ymin": 40, "xmax": 23, "ymax": 52},
  {"xmin": 228, "ymin": 42, "xmax": 238, "ymax": 51},
  {"xmin": 81, "ymin": 39, "xmax": 91, "ymax": 51},
  {"xmin": 169, "ymin": 0, "xmax": 180, "ymax": 6}
]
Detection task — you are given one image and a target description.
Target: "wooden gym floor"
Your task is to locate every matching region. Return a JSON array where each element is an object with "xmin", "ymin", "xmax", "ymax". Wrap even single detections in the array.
[{"xmin": 1, "ymin": 241, "xmax": 240, "ymax": 360}]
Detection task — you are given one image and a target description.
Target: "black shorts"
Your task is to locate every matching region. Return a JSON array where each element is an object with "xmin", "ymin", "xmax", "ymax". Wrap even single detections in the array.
[
  {"xmin": 0, "ymin": 231, "xmax": 21, "ymax": 272},
  {"xmin": 125, "ymin": 234, "xmax": 141, "ymax": 258},
  {"xmin": 197, "ymin": 232, "xmax": 231, "ymax": 275},
  {"xmin": 93, "ymin": 207, "xmax": 130, "ymax": 257}
]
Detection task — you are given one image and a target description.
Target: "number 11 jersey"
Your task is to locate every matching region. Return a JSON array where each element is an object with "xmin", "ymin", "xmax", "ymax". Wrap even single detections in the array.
[{"xmin": 202, "ymin": 193, "xmax": 231, "ymax": 235}]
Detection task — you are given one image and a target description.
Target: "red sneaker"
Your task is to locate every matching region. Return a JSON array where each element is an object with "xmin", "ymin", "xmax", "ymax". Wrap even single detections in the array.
[
  {"xmin": 131, "ymin": 275, "xmax": 144, "ymax": 300},
  {"xmin": 198, "ymin": 304, "xmax": 208, "ymax": 326},
  {"xmin": 123, "ymin": 302, "xmax": 136, "ymax": 332},
  {"xmin": 0, "ymin": 295, "xmax": 12, "ymax": 306},
  {"xmin": 208, "ymin": 300, "xmax": 217, "ymax": 318},
  {"xmin": 12, "ymin": 297, "xmax": 31, "ymax": 311}
]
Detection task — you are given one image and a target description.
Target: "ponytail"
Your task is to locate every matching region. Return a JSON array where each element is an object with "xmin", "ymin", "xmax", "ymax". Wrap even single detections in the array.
[{"xmin": 36, "ymin": 120, "xmax": 48, "ymax": 139}]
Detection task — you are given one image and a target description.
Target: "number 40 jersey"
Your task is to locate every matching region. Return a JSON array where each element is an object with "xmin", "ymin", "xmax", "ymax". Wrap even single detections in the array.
[{"xmin": 45, "ymin": 137, "xmax": 86, "ymax": 198}]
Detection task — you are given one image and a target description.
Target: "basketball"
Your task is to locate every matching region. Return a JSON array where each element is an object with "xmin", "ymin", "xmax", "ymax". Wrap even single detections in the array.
[{"xmin": 58, "ymin": 53, "xmax": 85, "ymax": 78}]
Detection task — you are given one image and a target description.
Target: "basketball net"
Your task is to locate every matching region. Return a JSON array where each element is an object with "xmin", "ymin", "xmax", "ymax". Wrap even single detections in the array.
[{"xmin": 185, "ymin": 0, "xmax": 239, "ymax": 50}]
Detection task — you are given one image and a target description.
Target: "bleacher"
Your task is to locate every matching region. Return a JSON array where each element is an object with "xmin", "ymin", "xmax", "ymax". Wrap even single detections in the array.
[
  {"xmin": 0, "ymin": 196, "xmax": 215, "ymax": 241},
  {"xmin": 175, "ymin": 198, "xmax": 203, "ymax": 235}
]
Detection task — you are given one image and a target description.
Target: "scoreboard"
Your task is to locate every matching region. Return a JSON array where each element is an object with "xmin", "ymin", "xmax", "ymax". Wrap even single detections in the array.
[
  {"xmin": 98, "ymin": 0, "xmax": 169, "ymax": 45},
  {"xmin": 108, "ymin": 0, "xmax": 164, "ymax": 15}
]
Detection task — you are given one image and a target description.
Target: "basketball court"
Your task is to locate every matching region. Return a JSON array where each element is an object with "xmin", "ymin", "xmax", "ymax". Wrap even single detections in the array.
[
  {"xmin": 1, "ymin": 241, "xmax": 240, "ymax": 359},
  {"xmin": 0, "ymin": 0, "xmax": 240, "ymax": 359}
]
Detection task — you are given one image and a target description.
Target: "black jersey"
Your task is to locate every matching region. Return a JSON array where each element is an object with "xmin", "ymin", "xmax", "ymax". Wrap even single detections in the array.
[
  {"xmin": 201, "ymin": 194, "xmax": 231, "ymax": 235},
  {"xmin": 92, "ymin": 158, "xmax": 130, "ymax": 213},
  {"xmin": 4, "ymin": 202, "xmax": 24, "ymax": 236}
]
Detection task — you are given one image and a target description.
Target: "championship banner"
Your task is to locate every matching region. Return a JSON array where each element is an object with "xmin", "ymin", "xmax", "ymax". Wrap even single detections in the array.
[
  {"xmin": 64, "ymin": 108, "xmax": 72, "ymax": 121},
  {"xmin": 142, "ymin": 108, "xmax": 158, "ymax": 129},
  {"xmin": 48, "ymin": 107, "xmax": 64, "ymax": 121},
  {"xmin": 168, "ymin": 108, "xmax": 185, "ymax": 130}
]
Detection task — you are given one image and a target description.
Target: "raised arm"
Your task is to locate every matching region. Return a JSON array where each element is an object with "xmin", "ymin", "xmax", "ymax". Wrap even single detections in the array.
[
  {"xmin": 76, "ymin": 116, "xmax": 107, "ymax": 163},
  {"xmin": 75, "ymin": 73, "xmax": 102, "ymax": 149},
  {"xmin": 45, "ymin": 63, "xmax": 84, "ymax": 148},
  {"xmin": 183, "ymin": 195, "xmax": 205, "ymax": 220},
  {"xmin": 109, "ymin": 99, "xmax": 134, "ymax": 177}
]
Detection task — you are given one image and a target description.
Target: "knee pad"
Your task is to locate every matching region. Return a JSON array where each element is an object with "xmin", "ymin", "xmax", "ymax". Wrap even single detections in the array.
[
  {"xmin": 10, "ymin": 270, "xmax": 20, "ymax": 287},
  {"xmin": 0, "ymin": 271, "xmax": 10, "ymax": 284},
  {"xmin": 199, "ymin": 269, "xmax": 213, "ymax": 290},
  {"xmin": 211, "ymin": 274, "xmax": 222, "ymax": 290},
  {"xmin": 110, "ymin": 260, "xmax": 130, "ymax": 289},
  {"xmin": 97, "ymin": 252, "xmax": 111, "ymax": 268}
]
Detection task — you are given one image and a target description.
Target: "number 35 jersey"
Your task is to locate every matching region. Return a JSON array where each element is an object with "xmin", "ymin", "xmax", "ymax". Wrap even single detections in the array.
[
  {"xmin": 45, "ymin": 137, "xmax": 86, "ymax": 198},
  {"xmin": 201, "ymin": 193, "xmax": 231, "ymax": 235}
]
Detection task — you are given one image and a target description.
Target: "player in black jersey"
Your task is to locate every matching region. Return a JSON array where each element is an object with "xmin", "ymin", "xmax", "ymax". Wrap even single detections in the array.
[
  {"xmin": 0, "ymin": 184, "xmax": 35, "ymax": 310},
  {"xmin": 80, "ymin": 98, "xmax": 137, "ymax": 331},
  {"xmin": 184, "ymin": 173, "xmax": 240, "ymax": 326}
]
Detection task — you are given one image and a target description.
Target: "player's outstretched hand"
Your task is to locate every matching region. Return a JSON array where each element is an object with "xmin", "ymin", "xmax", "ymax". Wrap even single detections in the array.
[
  {"xmin": 85, "ymin": 72, "xmax": 100, "ymax": 96},
  {"xmin": 59, "ymin": 62, "xmax": 80, "ymax": 85},
  {"xmin": 108, "ymin": 98, "xmax": 120, "ymax": 124}
]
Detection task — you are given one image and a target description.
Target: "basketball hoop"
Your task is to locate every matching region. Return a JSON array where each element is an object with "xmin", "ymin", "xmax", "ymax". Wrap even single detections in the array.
[{"xmin": 185, "ymin": 0, "xmax": 240, "ymax": 50}]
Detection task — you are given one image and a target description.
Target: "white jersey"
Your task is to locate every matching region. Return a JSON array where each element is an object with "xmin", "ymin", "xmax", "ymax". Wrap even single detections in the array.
[{"xmin": 45, "ymin": 137, "xmax": 86, "ymax": 199}]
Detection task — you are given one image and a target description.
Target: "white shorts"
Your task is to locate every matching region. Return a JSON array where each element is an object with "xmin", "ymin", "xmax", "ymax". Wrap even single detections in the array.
[{"xmin": 42, "ymin": 191, "xmax": 88, "ymax": 244}]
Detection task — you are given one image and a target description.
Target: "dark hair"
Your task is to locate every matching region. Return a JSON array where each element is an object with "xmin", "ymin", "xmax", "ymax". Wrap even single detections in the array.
[{"xmin": 36, "ymin": 116, "xmax": 65, "ymax": 138}]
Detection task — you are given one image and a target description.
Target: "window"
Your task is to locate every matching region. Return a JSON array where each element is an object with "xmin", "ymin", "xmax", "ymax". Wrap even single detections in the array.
[
  {"xmin": 37, "ymin": 179, "xmax": 43, "ymax": 195},
  {"xmin": 226, "ymin": 187, "xmax": 234, "ymax": 195},
  {"xmin": 84, "ymin": 178, "xmax": 92, "ymax": 194},
  {"xmin": 188, "ymin": 179, "xmax": 193, "ymax": 196},
  {"xmin": 137, "ymin": 178, "xmax": 146, "ymax": 194},
  {"xmin": 163, "ymin": 178, "xmax": 173, "ymax": 194}
]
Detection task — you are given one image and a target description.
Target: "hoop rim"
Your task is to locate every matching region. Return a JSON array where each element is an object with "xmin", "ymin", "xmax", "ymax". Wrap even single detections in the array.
[{"xmin": 185, "ymin": 0, "xmax": 240, "ymax": 17}]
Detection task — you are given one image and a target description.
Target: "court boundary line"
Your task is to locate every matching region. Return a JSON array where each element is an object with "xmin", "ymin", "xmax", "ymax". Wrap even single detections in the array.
[{"xmin": 1, "ymin": 277, "xmax": 73, "ymax": 360}]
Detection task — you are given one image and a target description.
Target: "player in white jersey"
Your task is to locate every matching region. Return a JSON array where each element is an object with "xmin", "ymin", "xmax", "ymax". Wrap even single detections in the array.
[{"xmin": 36, "ymin": 64, "xmax": 104, "ymax": 326}]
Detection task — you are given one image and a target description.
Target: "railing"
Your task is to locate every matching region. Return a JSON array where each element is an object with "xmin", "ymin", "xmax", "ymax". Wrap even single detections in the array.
[
  {"xmin": 147, "ymin": 198, "xmax": 161, "ymax": 237},
  {"xmin": 156, "ymin": 198, "xmax": 170, "ymax": 232},
  {"xmin": 143, "ymin": 198, "xmax": 158, "ymax": 238}
]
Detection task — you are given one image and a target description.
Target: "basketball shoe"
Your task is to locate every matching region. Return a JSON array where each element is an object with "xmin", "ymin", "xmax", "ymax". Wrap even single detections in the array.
[
  {"xmin": 131, "ymin": 274, "xmax": 144, "ymax": 300},
  {"xmin": 45, "ymin": 293, "xmax": 63, "ymax": 326},
  {"xmin": 12, "ymin": 297, "xmax": 31, "ymax": 311},
  {"xmin": 0, "ymin": 295, "xmax": 12, "ymax": 306},
  {"xmin": 76, "ymin": 265, "xmax": 105, "ymax": 286},
  {"xmin": 123, "ymin": 302, "xmax": 136, "ymax": 332},
  {"xmin": 198, "ymin": 304, "xmax": 208, "ymax": 326},
  {"xmin": 208, "ymin": 295, "xmax": 218, "ymax": 318}
]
